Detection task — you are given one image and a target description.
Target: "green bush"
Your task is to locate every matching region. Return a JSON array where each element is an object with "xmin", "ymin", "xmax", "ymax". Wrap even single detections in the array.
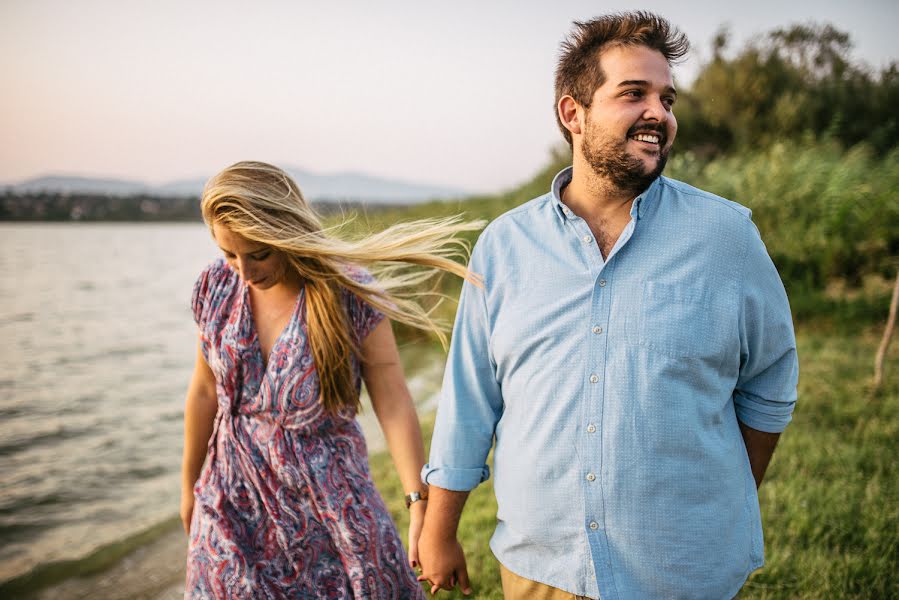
[{"xmin": 667, "ymin": 140, "xmax": 899, "ymax": 295}]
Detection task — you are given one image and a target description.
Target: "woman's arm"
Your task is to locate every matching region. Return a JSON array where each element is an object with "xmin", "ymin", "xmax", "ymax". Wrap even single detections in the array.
[
  {"xmin": 361, "ymin": 320, "xmax": 427, "ymax": 568},
  {"xmin": 180, "ymin": 336, "xmax": 218, "ymax": 534}
]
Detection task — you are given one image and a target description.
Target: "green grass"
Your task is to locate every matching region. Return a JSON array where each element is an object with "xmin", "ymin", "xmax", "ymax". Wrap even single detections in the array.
[
  {"xmin": 369, "ymin": 325, "xmax": 899, "ymax": 598},
  {"xmin": 742, "ymin": 327, "xmax": 899, "ymax": 598}
]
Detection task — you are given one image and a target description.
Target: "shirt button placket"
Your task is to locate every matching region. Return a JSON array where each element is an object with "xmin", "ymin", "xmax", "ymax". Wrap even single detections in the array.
[{"xmin": 588, "ymin": 269, "xmax": 608, "ymax": 551}]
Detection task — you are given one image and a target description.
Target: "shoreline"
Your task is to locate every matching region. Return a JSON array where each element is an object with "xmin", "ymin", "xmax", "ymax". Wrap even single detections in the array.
[
  {"xmin": 33, "ymin": 525, "xmax": 187, "ymax": 600},
  {"xmin": 0, "ymin": 517, "xmax": 186, "ymax": 600}
]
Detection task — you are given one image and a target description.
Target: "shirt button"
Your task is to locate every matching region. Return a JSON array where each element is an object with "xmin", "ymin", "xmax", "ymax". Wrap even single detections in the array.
[
  {"xmin": 589, "ymin": 374, "xmax": 599, "ymax": 383},
  {"xmin": 582, "ymin": 235, "xmax": 592, "ymax": 244},
  {"xmin": 587, "ymin": 423, "xmax": 596, "ymax": 433},
  {"xmin": 598, "ymin": 279, "xmax": 607, "ymax": 287},
  {"xmin": 586, "ymin": 472, "xmax": 596, "ymax": 482},
  {"xmin": 589, "ymin": 521, "xmax": 599, "ymax": 530},
  {"xmin": 592, "ymin": 325, "xmax": 603, "ymax": 334}
]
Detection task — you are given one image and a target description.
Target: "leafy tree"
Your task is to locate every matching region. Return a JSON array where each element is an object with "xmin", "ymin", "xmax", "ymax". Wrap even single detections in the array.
[{"xmin": 677, "ymin": 23, "xmax": 898, "ymax": 155}]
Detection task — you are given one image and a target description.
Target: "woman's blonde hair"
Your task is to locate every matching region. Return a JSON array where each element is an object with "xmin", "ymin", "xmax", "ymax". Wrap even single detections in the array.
[{"xmin": 201, "ymin": 160, "xmax": 484, "ymax": 413}]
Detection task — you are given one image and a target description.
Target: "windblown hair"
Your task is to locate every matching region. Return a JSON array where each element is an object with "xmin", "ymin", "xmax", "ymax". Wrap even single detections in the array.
[
  {"xmin": 554, "ymin": 11, "xmax": 690, "ymax": 146},
  {"xmin": 201, "ymin": 161, "xmax": 484, "ymax": 414}
]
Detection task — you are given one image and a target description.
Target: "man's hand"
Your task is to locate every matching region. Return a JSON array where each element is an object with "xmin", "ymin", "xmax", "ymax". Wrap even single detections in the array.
[
  {"xmin": 415, "ymin": 486, "xmax": 472, "ymax": 595},
  {"xmin": 739, "ymin": 421, "xmax": 781, "ymax": 488},
  {"xmin": 417, "ymin": 528, "xmax": 471, "ymax": 595}
]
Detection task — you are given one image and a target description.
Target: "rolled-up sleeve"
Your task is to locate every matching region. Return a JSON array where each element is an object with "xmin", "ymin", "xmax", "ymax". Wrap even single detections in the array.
[
  {"xmin": 734, "ymin": 222, "xmax": 799, "ymax": 433},
  {"xmin": 422, "ymin": 242, "xmax": 503, "ymax": 491}
]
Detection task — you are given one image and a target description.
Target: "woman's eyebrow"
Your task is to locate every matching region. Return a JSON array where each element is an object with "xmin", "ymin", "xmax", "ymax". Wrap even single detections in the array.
[{"xmin": 217, "ymin": 244, "xmax": 268, "ymax": 255}]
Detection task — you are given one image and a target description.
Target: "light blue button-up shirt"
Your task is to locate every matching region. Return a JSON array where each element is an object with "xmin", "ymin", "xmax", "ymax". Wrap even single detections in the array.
[{"xmin": 423, "ymin": 167, "xmax": 798, "ymax": 599}]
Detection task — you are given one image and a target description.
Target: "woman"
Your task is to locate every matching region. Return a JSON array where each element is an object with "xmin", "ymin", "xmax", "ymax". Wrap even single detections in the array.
[{"xmin": 180, "ymin": 161, "xmax": 482, "ymax": 598}]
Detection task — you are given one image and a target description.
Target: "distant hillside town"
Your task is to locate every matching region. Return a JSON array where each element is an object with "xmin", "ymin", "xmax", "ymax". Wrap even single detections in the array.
[
  {"xmin": 0, "ymin": 168, "xmax": 468, "ymax": 221},
  {"xmin": 0, "ymin": 190, "xmax": 411, "ymax": 221},
  {"xmin": 0, "ymin": 191, "xmax": 201, "ymax": 221}
]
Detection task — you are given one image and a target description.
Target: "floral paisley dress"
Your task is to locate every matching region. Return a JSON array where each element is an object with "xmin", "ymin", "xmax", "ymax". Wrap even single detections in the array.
[{"xmin": 185, "ymin": 259, "xmax": 424, "ymax": 599}]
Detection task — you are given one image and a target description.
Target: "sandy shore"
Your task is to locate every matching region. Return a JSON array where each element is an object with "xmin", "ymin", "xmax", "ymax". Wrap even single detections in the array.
[{"xmin": 33, "ymin": 526, "xmax": 187, "ymax": 600}]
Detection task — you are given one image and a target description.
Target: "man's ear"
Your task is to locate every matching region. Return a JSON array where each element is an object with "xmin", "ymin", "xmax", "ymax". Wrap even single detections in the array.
[{"xmin": 557, "ymin": 95, "xmax": 584, "ymax": 137}]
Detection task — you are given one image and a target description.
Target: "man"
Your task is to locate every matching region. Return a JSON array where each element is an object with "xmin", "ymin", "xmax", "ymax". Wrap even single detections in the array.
[{"xmin": 417, "ymin": 11, "xmax": 798, "ymax": 599}]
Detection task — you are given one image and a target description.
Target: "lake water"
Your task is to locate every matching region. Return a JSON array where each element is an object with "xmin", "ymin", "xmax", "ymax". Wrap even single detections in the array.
[
  {"xmin": 0, "ymin": 223, "xmax": 219, "ymax": 584},
  {"xmin": 0, "ymin": 223, "xmax": 443, "ymax": 590}
]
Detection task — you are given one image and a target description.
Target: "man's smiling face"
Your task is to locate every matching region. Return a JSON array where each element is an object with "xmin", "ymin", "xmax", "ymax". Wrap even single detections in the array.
[{"xmin": 579, "ymin": 44, "xmax": 678, "ymax": 194}]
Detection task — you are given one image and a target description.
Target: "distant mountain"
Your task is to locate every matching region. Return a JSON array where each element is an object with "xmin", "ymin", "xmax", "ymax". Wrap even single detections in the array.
[
  {"xmin": 5, "ymin": 167, "xmax": 469, "ymax": 205},
  {"xmin": 11, "ymin": 175, "xmax": 151, "ymax": 197}
]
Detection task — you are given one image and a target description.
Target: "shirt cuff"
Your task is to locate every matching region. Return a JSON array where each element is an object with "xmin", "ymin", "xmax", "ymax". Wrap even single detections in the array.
[
  {"xmin": 734, "ymin": 391, "xmax": 796, "ymax": 433},
  {"xmin": 421, "ymin": 463, "xmax": 491, "ymax": 492}
]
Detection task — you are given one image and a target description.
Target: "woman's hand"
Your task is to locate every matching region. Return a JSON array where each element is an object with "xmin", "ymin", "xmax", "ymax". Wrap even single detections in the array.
[
  {"xmin": 180, "ymin": 486, "xmax": 195, "ymax": 534},
  {"xmin": 407, "ymin": 499, "xmax": 426, "ymax": 569}
]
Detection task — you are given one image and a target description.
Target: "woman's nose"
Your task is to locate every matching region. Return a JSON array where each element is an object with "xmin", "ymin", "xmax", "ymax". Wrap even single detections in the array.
[{"xmin": 235, "ymin": 258, "xmax": 251, "ymax": 279}]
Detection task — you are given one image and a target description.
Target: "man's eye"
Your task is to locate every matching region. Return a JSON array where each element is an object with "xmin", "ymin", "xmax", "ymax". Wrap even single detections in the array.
[{"xmin": 624, "ymin": 90, "xmax": 642, "ymax": 98}]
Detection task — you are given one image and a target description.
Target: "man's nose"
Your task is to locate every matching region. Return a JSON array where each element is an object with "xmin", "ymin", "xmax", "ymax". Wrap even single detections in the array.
[{"xmin": 642, "ymin": 96, "xmax": 669, "ymax": 122}]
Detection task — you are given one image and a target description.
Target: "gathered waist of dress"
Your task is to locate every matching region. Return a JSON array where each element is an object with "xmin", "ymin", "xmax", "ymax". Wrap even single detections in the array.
[{"xmin": 219, "ymin": 406, "xmax": 361, "ymax": 437}]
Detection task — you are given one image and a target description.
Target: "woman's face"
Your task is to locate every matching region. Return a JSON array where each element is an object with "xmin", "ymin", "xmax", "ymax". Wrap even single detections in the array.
[{"xmin": 212, "ymin": 223, "xmax": 288, "ymax": 290}]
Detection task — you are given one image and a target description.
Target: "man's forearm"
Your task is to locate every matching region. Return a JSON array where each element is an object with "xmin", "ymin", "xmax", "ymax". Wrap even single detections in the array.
[
  {"xmin": 739, "ymin": 421, "xmax": 781, "ymax": 488},
  {"xmin": 422, "ymin": 485, "xmax": 470, "ymax": 538},
  {"xmin": 418, "ymin": 485, "xmax": 473, "ymax": 594}
]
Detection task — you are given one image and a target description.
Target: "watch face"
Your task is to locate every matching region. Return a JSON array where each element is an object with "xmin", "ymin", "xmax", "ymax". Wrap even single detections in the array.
[
  {"xmin": 405, "ymin": 489, "xmax": 428, "ymax": 508},
  {"xmin": 405, "ymin": 491, "xmax": 423, "ymax": 507}
]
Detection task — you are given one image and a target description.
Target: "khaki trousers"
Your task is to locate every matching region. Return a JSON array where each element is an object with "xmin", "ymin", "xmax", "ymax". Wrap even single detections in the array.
[{"xmin": 499, "ymin": 564, "xmax": 592, "ymax": 600}]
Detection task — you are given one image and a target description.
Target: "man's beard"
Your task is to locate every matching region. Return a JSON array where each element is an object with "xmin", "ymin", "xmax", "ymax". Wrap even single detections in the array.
[{"xmin": 582, "ymin": 122, "xmax": 670, "ymax": 196}]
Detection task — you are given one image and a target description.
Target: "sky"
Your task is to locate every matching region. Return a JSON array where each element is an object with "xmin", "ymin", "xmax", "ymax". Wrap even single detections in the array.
[{"xmin": 1, "ymin": 0, "xmax": 896, "ymax": 194}]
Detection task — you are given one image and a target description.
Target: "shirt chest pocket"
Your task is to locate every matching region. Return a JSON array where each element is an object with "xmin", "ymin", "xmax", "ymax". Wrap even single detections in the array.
[{"xmin": 631, "ymin": 281, "xmax": 729, "ymax": 360}]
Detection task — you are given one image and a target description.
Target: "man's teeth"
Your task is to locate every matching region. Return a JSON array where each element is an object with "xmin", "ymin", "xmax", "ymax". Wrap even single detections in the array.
[{"xmin": 632, "ymin": 133, "xmax": 660, "ymax": 143}]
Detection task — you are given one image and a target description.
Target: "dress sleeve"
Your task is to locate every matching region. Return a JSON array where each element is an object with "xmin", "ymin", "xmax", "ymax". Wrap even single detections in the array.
[
  {"xmin": 344, "ymin": 266, "xmax": 386, "ymax": 341},
  {"xmin": 191, "ymin": 259, "xmax": 227, "ymax": 329}
]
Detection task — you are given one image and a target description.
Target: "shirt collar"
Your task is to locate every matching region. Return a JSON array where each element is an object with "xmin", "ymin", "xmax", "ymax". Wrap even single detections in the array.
[
  {"xmin": 631, "ymin": 177, "xmax": 661, "ymax": 221},
  {"xmin": 550, "ymin": 166, "xmax": 661, "ymax": 223},
  {"xmin": 550, "ymin": 167, "xmax": 574, "ymax": 223}
]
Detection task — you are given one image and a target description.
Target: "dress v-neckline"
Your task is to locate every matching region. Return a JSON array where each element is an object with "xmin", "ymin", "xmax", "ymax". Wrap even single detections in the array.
[{"xmin": 242, "ymin": 283, "xmax": 305, "ymax": 372}]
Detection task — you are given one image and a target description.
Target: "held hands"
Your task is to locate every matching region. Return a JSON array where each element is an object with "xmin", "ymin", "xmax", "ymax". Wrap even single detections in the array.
[{"xmin": 416, "ymin": 526, "xmax": 472, "ymax": 595}]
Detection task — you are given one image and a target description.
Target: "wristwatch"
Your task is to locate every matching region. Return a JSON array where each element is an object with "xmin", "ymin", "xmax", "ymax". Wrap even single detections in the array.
[{"xmin": 404, "ymin": 488, "xmax": 429, "ymax": 509}]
